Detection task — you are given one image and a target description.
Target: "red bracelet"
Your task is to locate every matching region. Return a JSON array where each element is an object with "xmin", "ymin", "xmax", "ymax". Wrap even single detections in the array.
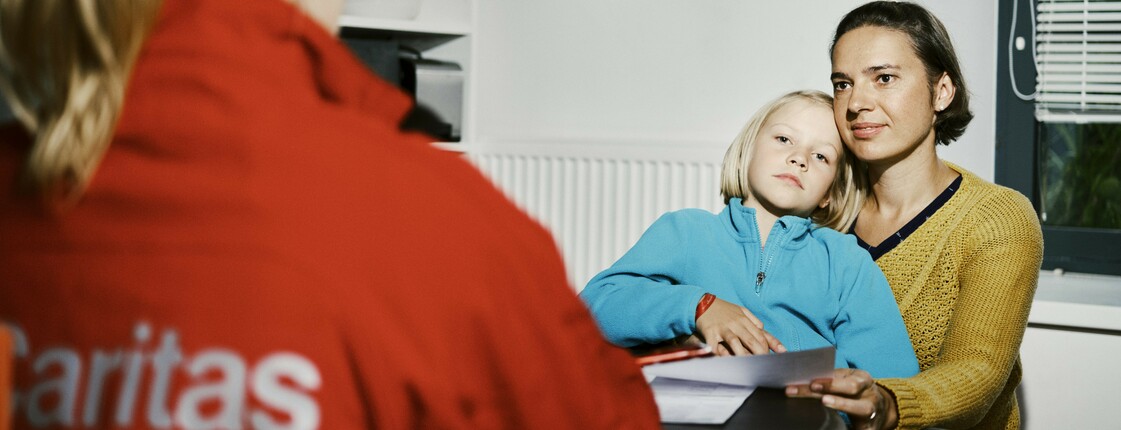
[{"xmin": 695, "ymin": 293, "xmax": 716, "ymax": 321}]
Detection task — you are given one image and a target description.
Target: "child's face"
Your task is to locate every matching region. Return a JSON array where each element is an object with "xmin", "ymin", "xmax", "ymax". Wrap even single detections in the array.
[{"xmin": 743, "ymin": 100, "xmax": 843, "ymax": 218}]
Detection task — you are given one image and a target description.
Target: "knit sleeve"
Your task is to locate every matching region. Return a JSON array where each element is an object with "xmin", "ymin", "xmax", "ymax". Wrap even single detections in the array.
[
  {"xmin": 578, "ymin": 211, "xmax": 709, "ymax": 347},
  {"xmin": 878, "ymin": 190, "xmax": 1043, "ymax": 429}
]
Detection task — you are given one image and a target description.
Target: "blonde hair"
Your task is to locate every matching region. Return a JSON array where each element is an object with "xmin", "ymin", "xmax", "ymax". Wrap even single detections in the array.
[
  {"xmin": 0, "ymin": 0, "xmax": 163, "ymax": 200},
  {"xmin": 719, "ymin": 90, "xmax": 866, "ymax": 231}
]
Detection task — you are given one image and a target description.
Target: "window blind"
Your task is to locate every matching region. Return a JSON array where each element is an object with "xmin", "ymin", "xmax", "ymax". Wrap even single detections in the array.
[{"xmin": 1036, "ymin": 0, "xmax": 1121, "ymax": 122}]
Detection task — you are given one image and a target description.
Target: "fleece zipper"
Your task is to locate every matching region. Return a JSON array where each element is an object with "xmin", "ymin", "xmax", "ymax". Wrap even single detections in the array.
[{"xmin": 754, "ymin": 223, "xmax": 791, "ymax": 295}]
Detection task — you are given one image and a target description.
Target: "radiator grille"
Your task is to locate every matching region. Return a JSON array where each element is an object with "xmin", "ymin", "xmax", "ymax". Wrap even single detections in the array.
[{"xmin": 467, "ymin": 148, "xmax": 724, "ymax": 291}]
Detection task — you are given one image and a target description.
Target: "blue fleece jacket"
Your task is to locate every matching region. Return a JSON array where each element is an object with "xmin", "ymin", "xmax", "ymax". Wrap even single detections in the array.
[{"xmin": 580, "ymin": 199, "xmax": 919, "ymax": 379}]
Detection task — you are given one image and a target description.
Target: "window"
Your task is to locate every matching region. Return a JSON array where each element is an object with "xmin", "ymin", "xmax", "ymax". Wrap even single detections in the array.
[{"xmin": 998, "ymin": 0, "xmax": 1121, "ymax": 276}]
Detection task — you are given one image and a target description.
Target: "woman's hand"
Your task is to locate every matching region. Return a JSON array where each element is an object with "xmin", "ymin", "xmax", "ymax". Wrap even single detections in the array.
[
  {"xmin": 785, "ymin": 368, "xmax": 897, "ymax": 430},
  {"xmin": 695, "ymin": 298, "xmax": 785, "ymax": 356}
]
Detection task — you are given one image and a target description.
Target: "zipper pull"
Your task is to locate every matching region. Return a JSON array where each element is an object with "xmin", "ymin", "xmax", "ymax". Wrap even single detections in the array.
[{"xmin": 755, "ymin": 271, "xmax": 765, "ymax": 294}]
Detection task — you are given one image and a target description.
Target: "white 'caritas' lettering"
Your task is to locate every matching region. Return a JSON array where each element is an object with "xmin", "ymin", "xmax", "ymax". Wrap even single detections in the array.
[{"xmin": 5, "ymin": 322, "xmax": 322, "ymax": 429}]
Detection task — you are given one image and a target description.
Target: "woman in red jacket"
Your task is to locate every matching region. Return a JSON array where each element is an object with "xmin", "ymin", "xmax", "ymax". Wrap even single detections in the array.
[{"xmin": 0, "ymin": 1, "xmax": 659, "ymax": 428}]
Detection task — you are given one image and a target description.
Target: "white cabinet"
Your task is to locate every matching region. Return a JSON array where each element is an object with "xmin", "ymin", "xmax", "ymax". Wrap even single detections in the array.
[
  {"xmin": 1020, "ymin": 272, "xmax": 1121, "ymax": 430},
  {"xmin": 339, "ymin": 0, "xmax": 474, "ymax": 143},
  {"xmin": 1020, "ymin": 326, "xmax": 1121, "ymax": 430},
  {"xmin": 340, "ymin": 0, "xmax": 471, "ymax": 36}
]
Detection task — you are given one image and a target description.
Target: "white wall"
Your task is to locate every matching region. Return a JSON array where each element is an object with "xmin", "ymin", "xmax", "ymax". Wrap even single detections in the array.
[
  {"xmin": 924, "ymin": 0, "xmax": 997, "ymax": 180},
  {"xmin": 471, "ymin": 0, "xmax": 997, "ymax": 180},
  {"xmin": 473, "ymin": 0, "xmax": 864, "ymax": 144}
]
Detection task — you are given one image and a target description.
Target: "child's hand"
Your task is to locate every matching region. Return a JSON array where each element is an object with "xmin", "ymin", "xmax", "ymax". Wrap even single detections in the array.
[{"xmin": 695, "ymin": 298, "xmax": 786, "ymax": 356}]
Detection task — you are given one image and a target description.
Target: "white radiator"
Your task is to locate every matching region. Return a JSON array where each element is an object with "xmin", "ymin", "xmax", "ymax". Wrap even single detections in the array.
[{"xmin": 463, "ymin": 141, "xmax": 726, "ymax": 291}]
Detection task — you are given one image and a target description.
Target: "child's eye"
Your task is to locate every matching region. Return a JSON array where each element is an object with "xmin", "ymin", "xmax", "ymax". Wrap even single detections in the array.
[
  {"xmin": 776, "ymin": 136, "xmax": 791, "ymax": 144},
  {"xmin": 813, "ymin": 153, "xmax": 829, "ymax": 163}
]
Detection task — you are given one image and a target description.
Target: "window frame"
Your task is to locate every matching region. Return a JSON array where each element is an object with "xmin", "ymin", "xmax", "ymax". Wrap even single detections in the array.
[{"xmin": 996, "ymin": 0, "xmax": 1121, "ymax": 276}]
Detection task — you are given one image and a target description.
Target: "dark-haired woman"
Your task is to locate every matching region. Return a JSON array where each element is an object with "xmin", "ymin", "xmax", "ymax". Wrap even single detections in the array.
[{"xmin": 786, "ymin": 2, "xmax": 1044, "ymax": 430}]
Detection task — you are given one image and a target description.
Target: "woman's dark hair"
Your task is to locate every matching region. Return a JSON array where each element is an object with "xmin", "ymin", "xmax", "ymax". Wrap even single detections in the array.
[{"xmin": 830, "ymin": 1, "xmax": 973, "ymax": 146}]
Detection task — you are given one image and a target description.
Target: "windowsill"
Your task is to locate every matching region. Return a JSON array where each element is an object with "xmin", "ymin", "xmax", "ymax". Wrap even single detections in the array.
[{"xmin": 1029, "ymin": 270, "xmax": 1121, "ymax": 332}]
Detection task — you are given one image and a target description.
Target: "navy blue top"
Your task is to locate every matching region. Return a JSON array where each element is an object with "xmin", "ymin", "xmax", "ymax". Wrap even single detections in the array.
[{"xmin": 852, "ymin": 175, "xmax": 963, "ymax": 260}]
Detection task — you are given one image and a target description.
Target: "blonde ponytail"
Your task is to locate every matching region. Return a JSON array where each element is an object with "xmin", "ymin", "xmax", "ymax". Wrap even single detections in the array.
[{"xmin": 0, "ymin": 0, "xmax": 162, "ymax": 199}]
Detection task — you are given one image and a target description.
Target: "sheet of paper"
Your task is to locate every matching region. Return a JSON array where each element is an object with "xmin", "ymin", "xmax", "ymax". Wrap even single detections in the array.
[
  {"xmin": 649, "ymin": 377, "xmax": 755, "ymax": 424},
  {"xmin": 642, "ymin": 346, "xmax": 835, "ymax": 388}
]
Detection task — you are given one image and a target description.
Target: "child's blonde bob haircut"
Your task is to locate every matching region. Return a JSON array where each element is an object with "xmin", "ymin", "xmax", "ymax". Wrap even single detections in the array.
[{"xmin": 719, "ymin": 90, "xmax": 865, "ymax": 232}]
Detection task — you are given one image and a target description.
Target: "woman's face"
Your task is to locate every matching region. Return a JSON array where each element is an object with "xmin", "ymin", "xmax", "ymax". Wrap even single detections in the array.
[{"xmin": 830, "ymin": 26, "xmax": 951, "ymax": 166}]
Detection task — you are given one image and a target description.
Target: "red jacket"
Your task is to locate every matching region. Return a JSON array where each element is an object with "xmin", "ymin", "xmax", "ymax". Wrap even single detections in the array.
[{"xmin": 0, "ymin": 0, "xmax": 659, "ymax": 428}]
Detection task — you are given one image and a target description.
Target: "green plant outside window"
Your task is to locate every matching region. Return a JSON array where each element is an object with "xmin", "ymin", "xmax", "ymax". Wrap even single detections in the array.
[{"xmin": 1038, "ymin": 122, "xmax": 1121, "ymax": 229}]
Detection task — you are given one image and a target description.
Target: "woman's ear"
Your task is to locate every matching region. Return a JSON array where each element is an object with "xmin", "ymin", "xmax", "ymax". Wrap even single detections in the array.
[{"xmin": 932, "ymin": 72, "xmax": 956, "ymax": 115}]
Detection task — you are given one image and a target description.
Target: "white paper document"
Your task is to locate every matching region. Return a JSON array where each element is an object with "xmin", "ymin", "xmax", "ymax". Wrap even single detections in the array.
[
  {"xmin": 642, "ymin": 346, "xmax": 835, "ymax": 424},
  {"xmin": 649, "ymin": 377, "xmax": 755, "ymax": 424},
  {"xmin": 642, "ymin": 345, "xmax": 835, "ymax": 388}
]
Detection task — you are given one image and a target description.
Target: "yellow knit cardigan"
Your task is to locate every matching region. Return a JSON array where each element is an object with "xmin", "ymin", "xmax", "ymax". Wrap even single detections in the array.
[{"xmin": 874, "ymin": 163, "xmax": 1043, "ymax": 430}]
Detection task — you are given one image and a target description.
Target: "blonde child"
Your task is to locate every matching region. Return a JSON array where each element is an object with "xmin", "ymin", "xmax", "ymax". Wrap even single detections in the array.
[{"xmin": 580, "ymin": 90, "xmax": 918, "ymax": 378}]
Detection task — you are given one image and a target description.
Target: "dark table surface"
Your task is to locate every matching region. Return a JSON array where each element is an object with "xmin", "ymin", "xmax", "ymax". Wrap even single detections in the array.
[{"xmin": 662, "ymin": 387, "xmax": 846, "ymax": 430}]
